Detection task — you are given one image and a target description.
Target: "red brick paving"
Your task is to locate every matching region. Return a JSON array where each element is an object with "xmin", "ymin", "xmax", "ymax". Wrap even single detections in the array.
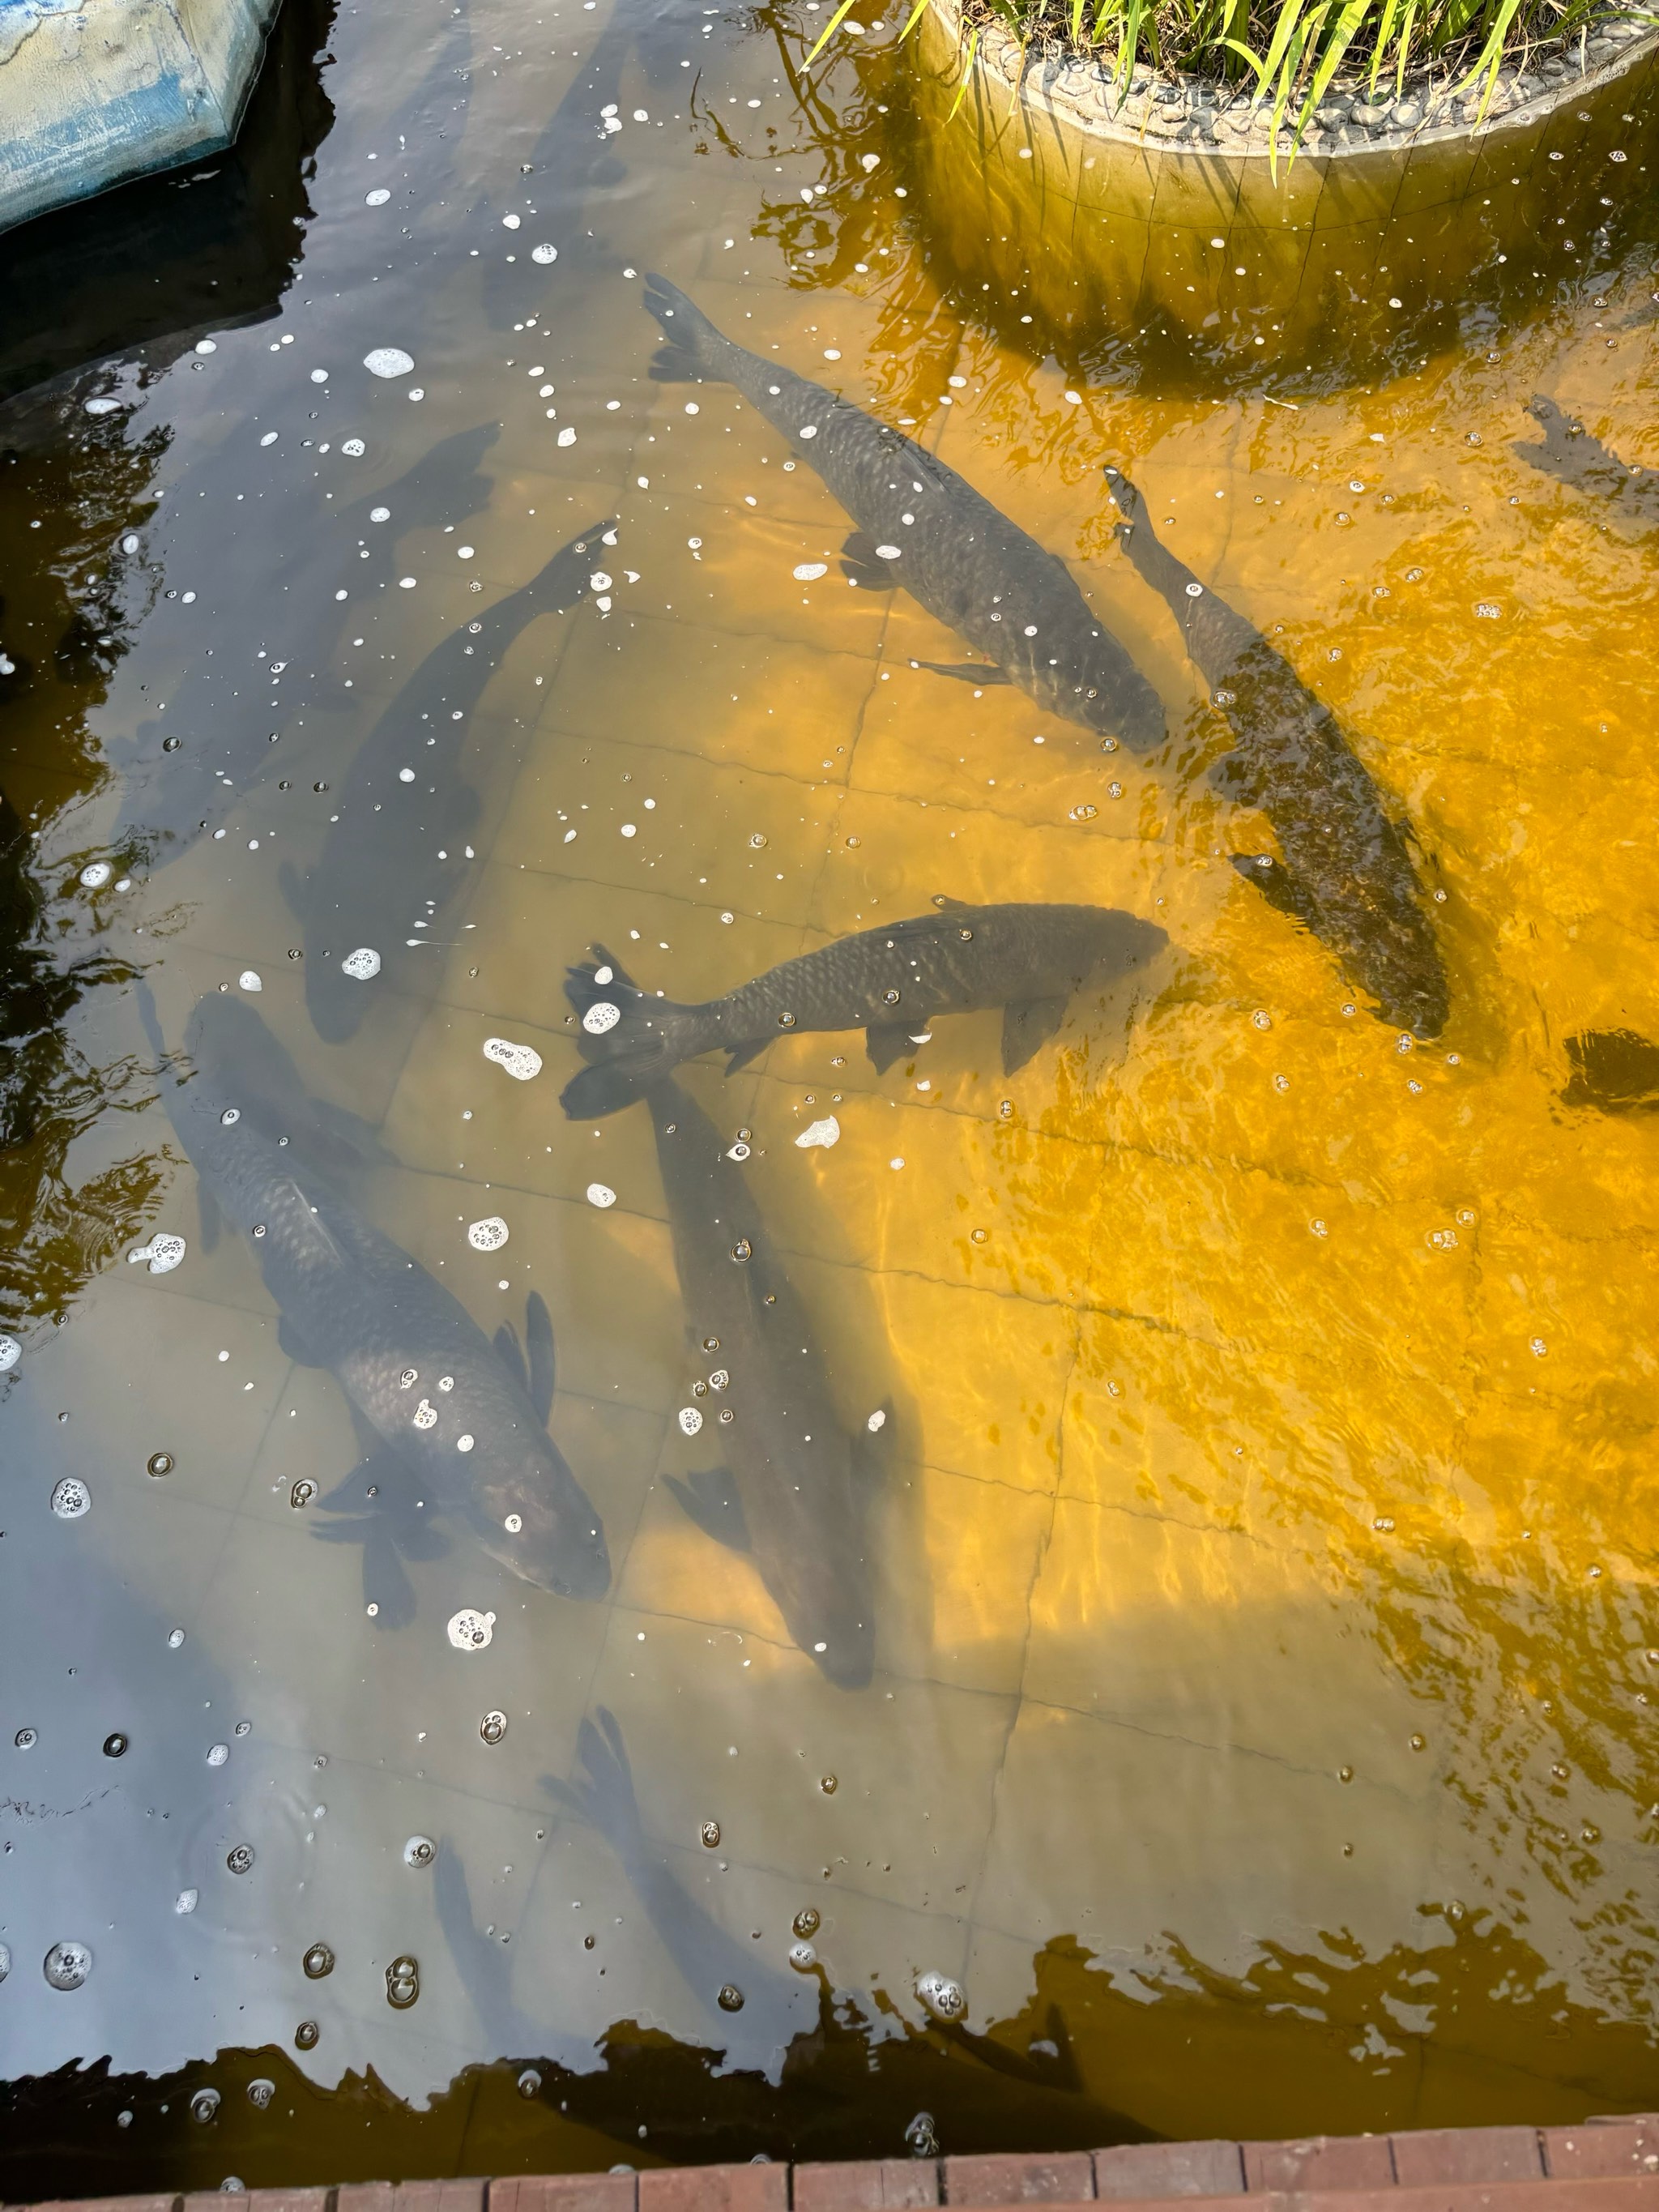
[{"xmin": 15, "ymin": 2119, "xmax": 1659, "ymax": 2212}]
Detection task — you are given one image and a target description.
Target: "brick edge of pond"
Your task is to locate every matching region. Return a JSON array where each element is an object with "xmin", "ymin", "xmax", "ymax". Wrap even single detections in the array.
[{"xmin": 15, "ymin": 2115, "xmax": 1659, "ymax": 2212}]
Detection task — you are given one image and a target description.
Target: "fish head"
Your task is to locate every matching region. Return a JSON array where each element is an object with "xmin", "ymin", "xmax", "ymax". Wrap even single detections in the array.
[
  {"xmin": 1370, "ymin": 944, "xmax": 1451, "ymax": 1043},
  {"xmin": 474, "ymin": 1437, "xmax": 611, "ymax": 1600}
]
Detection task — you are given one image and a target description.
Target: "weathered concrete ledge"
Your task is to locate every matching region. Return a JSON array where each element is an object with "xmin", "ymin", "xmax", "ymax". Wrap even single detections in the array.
[{"xmin": 0, "ymin": 0, "xmax": 285, "ymax": 235}]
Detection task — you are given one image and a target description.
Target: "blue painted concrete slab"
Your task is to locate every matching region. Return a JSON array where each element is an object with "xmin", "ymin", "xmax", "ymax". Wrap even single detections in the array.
[{"xmin": 0, "ymin": 0, "xmax": 284, "ymax": 233}]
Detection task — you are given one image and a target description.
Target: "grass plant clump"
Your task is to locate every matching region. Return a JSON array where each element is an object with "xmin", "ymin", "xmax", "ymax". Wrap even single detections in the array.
[{"xmin": 808, "ymin": 0, "xmax": 1636, "ymax": 152}]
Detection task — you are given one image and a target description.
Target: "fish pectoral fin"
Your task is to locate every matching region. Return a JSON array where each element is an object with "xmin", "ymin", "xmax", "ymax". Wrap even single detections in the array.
[
  {"xmin": 1000, "ymin": 997, "xmax": 1068, "ymax": 1074},
  {"xmin": 197, "ymin": 1183, "xmax": 223, "ymax": 1256},
  {"xmin": 493, "ymin": 1320, "xmax": 529, "ymax": 1394},
  {"xmin": 839, "ymin": 532, "xmax": 898, "ymax": 591},
  {"xmin": 1230, "ymin": 850, "xmax": 1315, "ymax": 925},
  {"xmin": 864, "ymin": 1021, "xmax": 915, "ymax": 1075},
  {"xmin": 278, "ymin": 1312, "xmax": 327, "ymax": 1367},
  {"xmin": 723, "ymin": 1036, "xmax": 769, "ymax": 1074},
  {"xmin": 664, "ymin": 1467, "xmax": 752, "ymax": 1552},
  {"xmin": 525, "ymin": 1291, "xmax": 556, "ymax": 1425},
  {"xmin": 911, "ymin": 658, "xmax": 1014, "ymax": 686}
]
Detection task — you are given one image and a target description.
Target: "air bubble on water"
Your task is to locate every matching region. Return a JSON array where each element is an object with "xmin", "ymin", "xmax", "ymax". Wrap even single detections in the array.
[
  {"xmin": 678, "ymin": 1406, "xmax": 704, "ymax": 1436},
  {"xmin": 482, "ymin": 1036, "xmax": 542, "ymax": 1083},
  {"xmin": 43, "ymin": 1941, "xmax": 92, "ymax": 1991},
  {"xmin": 915, "ymin": 1970, "xmax": 966, "ymax": 2021},
  {"xmin": 196, "ymin": 339, "xmax": 217, "ymax": 354},
  {"xmin": 468, "ymin": 1215, "xmax": 510, "ymax": 1253},
  {"xmin": 176, "ymin": 1888, "xmax": 199, "ymax": 1914},
  {"xmin": 789, "ymin": 1941, "xmax": 816, "ymax": 1970},
  {"xmin": 341, "ymin": 947, "xmax": 381, "ymax": 981},
  {"xmin": 15, "ymin": 1727, "xmax": 35, "ymax": 1749},
  {"xmin": 386, "ymin": 1955, "xmax": 420, "ymax": 2008},
  {"xmin": 1252, "ymin": 1010, "xmax": 1271, "ymax": 1031},
  {"xmin": 207, "ymin": 1742, "xmax": 229, "ymax": 1766},
  {"xmin": 793, "ymin": 562, "xmax": 828, "ymax": 581},
  {"xmin": 587, "ymin": 1182, "xmax": 616, "ymax": 1209},
  {"xmin": 103, "ymin": 1732, "xmax": 128, "ymax": 1757},
  {"xmin": 795, "ymin": 1117, "xmax": 840, "ymax": 1150},
  {"xmin": 532, "ymin": 243, "xmax": 558, "ymax": 263},
  {"xmin": 701, "ymin": 1820, "xmax": 721, "ymax": 1847},
  {"xmin": 226, "ymin": 1844, "xmax": 254, "ymax": 1874},
  {"xmin": 866, "ymin": 1408, "xmax": 886, "ymax": 1432},
  {"xmin": 505, "ymin": 1512, "xmax": 522, "ymax": 1532},
  {"xmin": 518, "ymin": 2067, "xmax": 543, "ymax": 2097},
  {"xmin": 726, "ymin": 1140, "xmax": 751, "ymax": 1161},
  {"xmin": 717, "ymin": 1984, "xmax": 745, "ymax": 2011},
  {"xmin": 403, "ymin": 1834, "xmax": 436, "ymax": 1868},
  {"xmin": 79, "ymin": 861, "xmax": 112, "ymax": 889},
  {"xmin": 481, "ymin": 1710, "xmax": 507, "ymax": 1744},
  {"xmin": 295, "ymin": 2019, "xmax": 320, "ymax": 2049},
  {"xmin": 341, "ymin": 438, "xmax": 366, "ymax": 458},
  {"xmin": 248, "ymin": 2079, "xmax": 275, "ymax": 2110},
  {"xmin": 51, "ymin": 1477, "xmax": 91, "ymax": 1519},
  {"xmin": 448, "ymin": 1608, "xmax": 496, "ymax": 1651},
  {"xmin": 363, "ymin": 348, "xmax": 415, "ymax": 379},
  {"xmin": 820, "ymin": 1773, "xmax": 837, "ymax": 1793},
  {"xmin": 0, "ymin": 1336, "xmax": 19, "ymax": 1373},
  {"xmin": 192, "ymin": 2089, "xmax": 220, "ymax": 2124},
  {"xmin": 906, "ymin": 2112, "xmax": 940, "ymax": 2157},
  {"xmin": 365, "ymin": 188, "xmax": 391, "ymax": 206},
  {"xmin": 130, "ymin": 1232, "xmax": 186, "ymax": 1274},
  {"xmin": 302, "ymin": 1942, "xmax": 335, "ymax": 1979},
  {"xmin": 457, "ymin": 1433, "xmax": 475, "ymax": 1453},
  {"xmin": 168, "ymin": 1628, "xmax": 186, "ymax": 1648},
  {"xmin": 0, "ymin": 1944, "xmax": 9, "ymax": 1982},
  {"xmin": 582, "ymin": 1001, "xmax": 621, "ymax": 1036}
]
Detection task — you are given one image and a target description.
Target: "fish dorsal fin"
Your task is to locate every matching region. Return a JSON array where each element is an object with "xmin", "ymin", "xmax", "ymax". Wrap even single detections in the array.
[
  {"xmin": 525, "ymin": 1291, "xmax": 556, "ymax": 1424},
  {"xmin": 493, "ymin": 1320, "xmax": 529, "ymax": 1394},
  {"xmin": 1001, "ymin": 997, "xmax": 1068, "ymax": 1074},
  {"xmin": 665, "ymin": 1467, "xmax": 752, "ymax": 1552}
]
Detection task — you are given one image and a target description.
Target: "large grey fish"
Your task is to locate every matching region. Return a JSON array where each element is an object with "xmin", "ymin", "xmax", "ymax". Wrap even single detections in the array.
[
  {"xmin": 561, "ymin": 899, "xmax": 1166, "ymax": 1119},
  {"xmin": 643, "ymin": 1077, "xmax": 881, "ymax": 1689},
  {"xmin": 283, "ymin": 518, "xmax": 610, "ymax": 1043},
  {"xmin": 642, "ymin": 273, "xmax": 1166, "ymax": 750},
  {"xmin": 1513, "ymin": 395, "xmax": 1659, "ymax": 527},
  {"xmin": 139, "ymin": 988, "xmax": 609, "ymax": 1619},
  {"xmin": 1106, "ymin": 470, "xmax": 1448, "ymax": 1040}
]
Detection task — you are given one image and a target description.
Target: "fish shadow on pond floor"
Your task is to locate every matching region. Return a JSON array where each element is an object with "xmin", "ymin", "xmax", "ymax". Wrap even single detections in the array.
[
  {"xmin": 139, "ymin": 987, "xmax": 611, "ymax": 1624},
  {"xmin": 1512, "ymin": 395, "xmax": 1659, "ymax": 531},
  {"xmin": 1560, "ymin": 1027, "xmax": 1659, "ymax": 1114}
]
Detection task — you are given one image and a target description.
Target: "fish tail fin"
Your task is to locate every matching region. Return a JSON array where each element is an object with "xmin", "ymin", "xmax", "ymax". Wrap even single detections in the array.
[
  {"xmin": 643, "ymin": 272, "xmax": 729, "ymax": 384},
  {"xmin": 561, "ymin": 942, "xmax": 699, "ymax": 1120}
]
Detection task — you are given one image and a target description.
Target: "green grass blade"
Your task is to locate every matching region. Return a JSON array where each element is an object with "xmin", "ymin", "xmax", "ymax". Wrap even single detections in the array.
[
  {"xmin": 898, "ymin": 0, "xmax": 932, "ymax": 41},
  {"xmin": 946, "ymin": 21, "xmax": 981, "ymax": 116}
]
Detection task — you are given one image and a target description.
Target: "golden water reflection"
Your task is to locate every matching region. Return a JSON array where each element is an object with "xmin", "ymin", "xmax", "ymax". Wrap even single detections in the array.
[{"xmin": 0, "ymin": 0, "xmax": 1656, "ymax": 2177}]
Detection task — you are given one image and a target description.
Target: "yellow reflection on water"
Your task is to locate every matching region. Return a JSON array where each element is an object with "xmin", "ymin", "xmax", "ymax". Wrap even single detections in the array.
[{"xmin": 6, "ymin": 0, "xmax": 1658, "ymax": 2161}]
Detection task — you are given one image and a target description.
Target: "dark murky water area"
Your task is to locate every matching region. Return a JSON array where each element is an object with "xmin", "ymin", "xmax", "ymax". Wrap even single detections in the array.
[{"xmin": 2, "ymin": 0, "xmax": 1658, "ymax": 2188}]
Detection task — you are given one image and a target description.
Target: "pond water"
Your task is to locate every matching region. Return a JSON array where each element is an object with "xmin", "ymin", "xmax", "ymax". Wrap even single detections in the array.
[{"xmin": 2, "ymin": 0, "xmax": 1657, "ymax": 2189}]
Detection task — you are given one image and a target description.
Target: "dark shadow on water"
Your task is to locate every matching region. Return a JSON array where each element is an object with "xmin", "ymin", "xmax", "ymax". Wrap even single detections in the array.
[{"xmin": 3, "ymin": 1913, "xmax": 1657, "ymax": 2194}]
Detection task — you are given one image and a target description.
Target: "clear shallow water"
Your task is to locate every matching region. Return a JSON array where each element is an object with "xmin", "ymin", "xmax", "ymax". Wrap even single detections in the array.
[{"xmin": 1, "ymin": 0, "xmax": 1657, "ymax": 2185}]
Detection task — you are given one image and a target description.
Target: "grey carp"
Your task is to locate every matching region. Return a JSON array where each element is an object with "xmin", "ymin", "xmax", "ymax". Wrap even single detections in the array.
[
  {"xmin": 1107, "ymin": 469, "xmax": 1448, "ymax": 1040},
  {"xmin": 1514, "ymin": 395, "xmax": 1659, "ymax": 527},
  {"xmin": 642, "ymin": 273, "xmax": 1166, "ymax": 750},
  {"xmin": 646, "ymin": 1078, "xmax": 880, "ymax": 1689},
  {"xmin": 283, "ymin": 518, "xmax": 609, "ymax": 1043},
  {"xmin": 561, "ymin": 899, "xmax": 1166, "ymax": 1118},
  {"xmin": 143, "ymin": 989, "xmax": 609, "ymax": 1618}
]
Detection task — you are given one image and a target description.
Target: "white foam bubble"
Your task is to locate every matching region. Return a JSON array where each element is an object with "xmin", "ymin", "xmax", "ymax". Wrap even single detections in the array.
[
  {"xmin": 795, "ymin": 1116, "xmax": 840, "ymax": 1150},
  {"xmin": 531, "ymin": 243, "xmax": 558, "ymax": 264},
  {"xmin": 793, "ymin": 562, "xmax": 828, "ymax": 581},
  {"xmin": 0, "ymin": 1336, "xmax": 19, "ymax": 1373},
  {"xmin": 129, "ymin": 1232, "xmax": 186, "ymax": 1275},
  {"xmin": 342, "ymin": 947, "xmax": 381, "ymax": 980},
  {"xmin": 678, "ymin": 1407, "xmax": 703, "ymax": 1436},
  {"xmin": 483, "ymin": 1036, "xmax": 542, "ymax": 1081},
  {"xmin": 363, "ymin": 348, "xmax": 415, "ymax": 378},
  {"xmin": 79, "ymin": 861, "xmax": 111, "ymax": 889},
  {"xmin": 468, "ymin": 1215, "xmax": 510, "ymax": 1253},
  {"xmin": 582, "ymin": 1001, "xmax": 621, "ymax": 1036},
  {"xmin": 239, "ymin": 971, "xmax": 262, "ymax": 993},
  {"xmin": 446, "ymin": 1608, "xmax": 495, "ymax": 1651},
  {"xmin": 586, "ymin": 1182, "xmax": 616, "ymax": 1209}
]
